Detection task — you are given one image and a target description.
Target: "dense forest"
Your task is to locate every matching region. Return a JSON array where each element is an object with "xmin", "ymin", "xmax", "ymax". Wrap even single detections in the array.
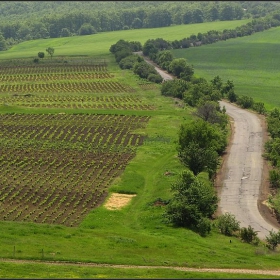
[{"xmin": 0, "ymin": 1, "xmax": 280, "ymax": 50}]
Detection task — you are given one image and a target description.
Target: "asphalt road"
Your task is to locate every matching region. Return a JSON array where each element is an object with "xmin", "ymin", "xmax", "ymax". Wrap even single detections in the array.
[
  {"xmin": 219, "ymin": 101, "xmax": 279, "ymax": 239},
  {"xmin": 138, "ymin": 52, "xmax": 279, "ymax": 239}
]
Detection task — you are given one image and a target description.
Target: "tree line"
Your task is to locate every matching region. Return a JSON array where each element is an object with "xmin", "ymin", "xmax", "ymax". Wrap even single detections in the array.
[
  {"xmin": 109, "ymin": 38, "xmax": 228, "ymax": 237},
  {"xmin": 0, "ymin": 1, "xmax": 280, "ymax": 50}
]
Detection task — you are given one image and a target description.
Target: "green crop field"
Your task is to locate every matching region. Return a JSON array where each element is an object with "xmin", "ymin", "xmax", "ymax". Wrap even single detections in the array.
[
  {"xmin": 0, "ymin": 19, "xmax": 250, "ymax": 59},
  {"xmin": 172, "ymin": 25, "xmax": 280, "ymax": 111},
  {"xmin": 0, "ymin": 19, "xmax": 280, "ymax": 279}
]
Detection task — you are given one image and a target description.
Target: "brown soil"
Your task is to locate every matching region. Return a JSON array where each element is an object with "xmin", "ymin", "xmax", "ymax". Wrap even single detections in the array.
[{"xmin": 103, "ymin": 193, "xmax": 137, "ymax": 210}]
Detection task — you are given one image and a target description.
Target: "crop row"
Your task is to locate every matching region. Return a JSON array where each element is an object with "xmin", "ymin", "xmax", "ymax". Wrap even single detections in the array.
[
  {"xmin": 0, "ymin": 81, "xmax": 135, "ymax": 93},
  {"xmin": 0, "ymin": 148, "xmax": 133, "ymax": 226},
  {"xmin": 0, "ymin": 95, "xmax": 154, "ymax": 110},
  {"xmin": 2, "ymin": 95, "xmax": 145, "ymax": 103},
  {"xmin": 0, "ymin": 64, "xmax": 108, "ymax": 75},
  {"xmin": 0, "ymin": 113, "xmax": 150, "ymax": 128},
  {"xmin": 0, "ymin": 72, "xmax": 114, "ymax": 82},
  {"xmin": 0, "ymin": 113, "xmax": 150, "ymax": 225}
]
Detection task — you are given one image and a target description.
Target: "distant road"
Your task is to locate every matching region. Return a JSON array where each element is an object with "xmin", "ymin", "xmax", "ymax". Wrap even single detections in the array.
[
  {"xmin": 133, "ymin": 51, "xmax": 174, "ymax": 81},
  {"xmin": 137, "ymin": 52, "xmax": 279, "ymax": 239}
]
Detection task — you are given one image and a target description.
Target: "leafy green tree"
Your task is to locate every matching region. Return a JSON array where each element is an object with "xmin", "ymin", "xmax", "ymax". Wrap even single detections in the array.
[
  {"xmin": 192, "ymin": 8, "xmax": 204, "ymax": 23},
  {"xmin": 207, "ymin": 5, "xmax": 220, "ymax": 21},
  {"xmin": 60, "ymin": 28, "xmax": 71, "ymax": 37},
  {"xmin": 168, "ymin": 58, "xmax": 190, "ymax": 78},
  {"xmin": 196, "ymin": 217, "xmax": 212, "ymax": 237},
  {"xmin": 179, "ymin": 142, "xmax": 219, "ymax": 177},
  {"xmin": 220, "ymin": 4, "xmax": 235, "ymax": 20},
  {"xmin": 227, "ymin": 89, "xmax": 238, "ymax": 102},
  {"xmin": 142, "ymin": 40, "xmax": 158, "ymax": 59},
  {"xmin": 156, "ymin": 50, "xmax": 174, "ymax": 70},
  {"xmin": 133, "ymin": 61, "xmax": 157, "ymax": 79},
  {"xmin": 269, "ymin": 169, "xmax": 280, "ymax": 188},
  {"xmin": 194, "ymin": 101, "xmax": 228, "ymax": 129},
  {"xmin": 266, "ymin": 230, "xmax": 280, "ymax": 250},
  {"xmin": 147, "ymin": 73, "xmax": 163, "ymax": 84},
  {"xmin": 79, "ymin": 23, "xmax": 96, "ymax": 35},
  {"xmin": 164, "ymin": 170, "xmax": 218, "ymax": 235},
  {"xmin": 161, "ymin": 79, "xmax": 189, "ymax": 99},
  {"xmin": 221, "ymin": 80, "xmax": 234, "ymax": 96},
  {"xmin": 119, "ymin": 55, "xmax": 142, "ymax": 69},
  {"xmin": 216, "ymin": 212, "xmax": 240, "ymax": 236},
  {"xmin": 110, "ymin": 39, "xmax": 131, "ymax": 54},
  {"xmin": 237, "ymin": 95, "xmax": 254, "ymax": 109},
  {"xmin": 182, "ymin": 10, "xmax": 193, "ymax": 24},
  {"xmin": 38, "ymin": 52, "xmax": 45, "ymax": 59},
  {"xmin": 0, "ymin": 34, "xmax": 7, "ymax": 51},
  {"xmin": 240, "ymin": 225, "xmax": 259, "ymax": 244},
  {"xmin": 178, "ymin": 119, "xmax": 227, "ymax": 156},
  {"xmin": 46, "ymin": 47, "xmax": 54, "ymax": 59},
  {"xmin": 253, "ymin": 102, "xmax": 266, "ymax": 114},
  {"xmin": 131, "ymin": 17, "xmax": 142, "ymax": 29},
  {"xmin": 114, "ymin": 49, "xmax": 132, "ymax": 63},
  {"xmin": 264, "ymin": 138, "xmax": 280, "ymax": 166},
  {"xmin": 211, "ymin": 75, "xmax": 223, "ymax": 90}
]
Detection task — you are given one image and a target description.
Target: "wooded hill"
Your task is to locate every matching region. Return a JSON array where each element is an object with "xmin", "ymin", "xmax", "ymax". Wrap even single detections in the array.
[{"xmin": 0, "ymin": 1, "xmax": 280, "ymax": 48}]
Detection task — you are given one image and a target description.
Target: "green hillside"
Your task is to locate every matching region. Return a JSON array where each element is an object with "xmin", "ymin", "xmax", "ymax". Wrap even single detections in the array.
[
  {"xmin": 172, "ymin": 26, "xmax": 280, "ymax": 110},
  {"xmin": 0, "ymin": 19, "xmax": 251, "ymax": 59}
]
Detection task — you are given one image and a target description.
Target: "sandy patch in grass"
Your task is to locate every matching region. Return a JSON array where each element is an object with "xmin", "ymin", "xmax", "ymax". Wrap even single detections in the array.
[{"xmin": 104, "ymin": 193, "xmax": 136, "ymax": 210}]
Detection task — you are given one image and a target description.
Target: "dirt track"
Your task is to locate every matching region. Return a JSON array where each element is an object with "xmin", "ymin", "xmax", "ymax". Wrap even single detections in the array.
[{"xmin": 1, "ymin": 258, "xmax": 280, "ymax": 276}]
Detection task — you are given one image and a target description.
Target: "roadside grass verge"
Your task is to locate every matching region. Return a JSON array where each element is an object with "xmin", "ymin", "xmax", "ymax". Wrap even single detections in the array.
[
  {"xmin": 172, "ymin": 26, "xmax": 280, "ymax": 111},
  {"xmin": 0, "ymin": 261, "xmax": 279, "ymax": 279}
]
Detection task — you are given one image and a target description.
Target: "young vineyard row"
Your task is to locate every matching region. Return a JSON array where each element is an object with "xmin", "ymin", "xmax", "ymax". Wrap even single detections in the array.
[
  {"xmin": 0, "ymin": 64, "xmax": 108, "ymax": 75},
  {"xmin": 0, "ymin": 95, "xmax": 155, "ymax": 110},
  {"xmin": 0, "ymin": 81, "xmax": 135, "ymax": 93},
  {"xmin": 0, "ymin": 72, "xmax": 114, "ymax": 82},
  {"xmin": 0, "ymin": 113, "xmax": 150, "ymax": 226}
]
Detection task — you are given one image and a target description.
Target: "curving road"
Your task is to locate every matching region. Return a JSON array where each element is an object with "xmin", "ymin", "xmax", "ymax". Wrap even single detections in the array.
[
  {"xmin": 138, "ymin": 52, "xmax": 279, "ymax": 239},
  {"xmin": 219, "ymin": 101, "xmax": 279, "ymax": 239}
]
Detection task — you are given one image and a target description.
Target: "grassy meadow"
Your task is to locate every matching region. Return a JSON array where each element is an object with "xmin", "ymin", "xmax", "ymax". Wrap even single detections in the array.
[
  {"xmin": 172, "ymin": 25, "xmax": 280, "ymax": 111},
  {"xmin": 0, "ymin": 19, "xmax": 280, "ymax": 279}
]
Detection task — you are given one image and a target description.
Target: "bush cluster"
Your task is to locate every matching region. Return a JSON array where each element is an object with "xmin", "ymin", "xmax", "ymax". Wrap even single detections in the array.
[{"xmin": 110, "ymin": 39, "xmax": 163, "ymax": 84}]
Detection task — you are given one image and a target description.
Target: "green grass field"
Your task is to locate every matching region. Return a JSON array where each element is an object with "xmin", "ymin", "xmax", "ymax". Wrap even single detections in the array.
[
  {"xmin": 1, "ymin": 19, "xmax": 280, "ymax": 279},
  {"xmin": 0, "ymin": 19, "xmax": 250, "ymax": 59},
  {"xmin": 172, "ymin": 26, "xmax": 280, "ymax": 111}
]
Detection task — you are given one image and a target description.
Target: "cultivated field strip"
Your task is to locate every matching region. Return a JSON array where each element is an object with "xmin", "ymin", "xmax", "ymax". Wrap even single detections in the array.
[
  {"xmin": 0, "ymin": 113, "xmax": 150, "ymax": 226},
  {"xmin": 0, "ymin": 81, "xmax": 135, "ymax": 93},
  {"xmin": 0, "ymin": 63, "xmax": 136, "ymax": 94},
  {"xmin": 0, "ymin": 64, "xmax": 108, "ymax": 75},
  {"xmin": 0, "ymin": 72, "xmax": 114, "ymax": 82},
  {"xmin": 0, "ymin": 95, "xmax": 155, "ymax": 110}
]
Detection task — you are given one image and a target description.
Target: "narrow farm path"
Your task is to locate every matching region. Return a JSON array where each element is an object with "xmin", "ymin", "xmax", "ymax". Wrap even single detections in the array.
[{"xmin": 1, "ymin": 258, "xmax": 280, "ymax": 276}]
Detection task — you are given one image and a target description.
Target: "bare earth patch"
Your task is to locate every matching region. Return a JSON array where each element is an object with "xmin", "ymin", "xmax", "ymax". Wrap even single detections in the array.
[{"xmin": 104, "ymin": 193, "xmax": 136, "ymax": 210}]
